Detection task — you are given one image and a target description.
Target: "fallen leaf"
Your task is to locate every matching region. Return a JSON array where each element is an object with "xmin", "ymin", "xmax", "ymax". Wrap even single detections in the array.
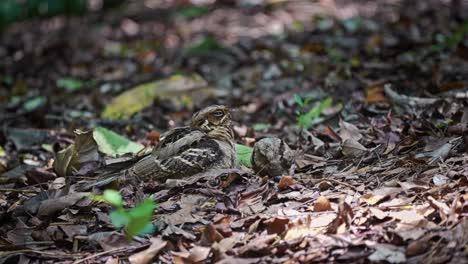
[
  {"xmin": 284, "ymin": 213, "xmax": 336, "ymax": 240},
  {"xmin": 341, "ymin": 138, "xmax": 368, "ymax": 157},
  {"xmin": 5, "ymin": 127, "xmax": 49, "ymax": 151},
  {"xmin": 236, "ymin": 144, "xmax": 253, "ymax": 168},
  {"xmin": 313, "ymin": 196, "xmax": 332, "ymax": 212},
  {"xmin": 101, "ymin": 74, "xmax": 222, "ymax": 119},
  {"xmin": 38, "ymin": 192, "xmax": 90, "ymax": 217},
  {"xmin": 339, "ymin": 120, "xmax": 362, "ymax": 141},
  {"xmin": 187, "ymin": 246, "xmax": 211, "ymax": 262},
  {"xmin": 406, "ymin": 238, "xmax": 430, "ymax": 256},
  {"xmin": 369, "ymin": 207, "xmax": 388, "ymax": 220},
  {"xmin": 93, "ymin": 126, "xmax": 144, "ymax": 156},
  {"xmin": 361, "ymin": 187, "xmax": 402, "ymax": 205},
  {"xmin": 129, "ymin": 237, "xmax": 167, "ymax": 264},
  {"xmin": 278, "ymin": 176, "xmax": 295, "ymax": 190},
  {"xmin": 432, "ymin": 174, "xmax": 449, "ymax": 186},
  {"xmin": 54, "ymin": 130, "xmax": 99, "ymax": 177},
  {"xmin": 368, "ymin": 243, "xmax": 406, "ymax": 263}
]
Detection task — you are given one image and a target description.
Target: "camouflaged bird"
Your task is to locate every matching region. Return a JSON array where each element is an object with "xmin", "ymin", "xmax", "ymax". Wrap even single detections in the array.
[{"xmin": 82, "ymin": 105, "xmax": 236, "ymax": 189}]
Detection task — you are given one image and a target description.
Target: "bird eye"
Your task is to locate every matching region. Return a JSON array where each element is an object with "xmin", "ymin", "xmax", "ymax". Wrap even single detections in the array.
[{"xmin": 212, "ymin": 110, "xmax": 224, "ymax": 117}]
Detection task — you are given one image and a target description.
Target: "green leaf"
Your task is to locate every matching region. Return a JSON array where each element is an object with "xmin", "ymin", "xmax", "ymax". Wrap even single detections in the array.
[
  {"xmin": 175, "ymin": 5, "xmax": 209, "ymax": 19},
  {"xmin": 252, "ymin": 123, "xmax": 271, "ymax": 131},
  {"xmin": 41, "ymin": 144, "xmax": 54, "ymax": 152},
  {"xmin": 93, "ymin": 126, "xmax": 144, "ymax": 156},
  {"xmin": 89, "ymin": 194, "xmax": 106, "ymax": 203},
  {"xmin": 126, "ymin": 198, "xmax": 156, "ymax": 237},
  {"xmin": 294, "ymin": 94, "xmax": 304, "ymax": 108},
  {"xmin": 57, "ymin": 78, "xmax": 83, "ymax": 92},
  {"xmin": 184, "ymin": 36, "xmax": 224, "ymax": 55},
  {"xmin": 137, "ymin": 223, "xmax": 156, "ymax": 236},
  {"xmin": 435, "ymin": 119, "xmax": 453, "ymax": 129},
  {"xmin": 1, "ymin": 75, "xmax": 14, "ymax": 86},
  {"xmin": 342, "ymin": 17, "xmax": 362, "ymax": 32},
  {"xmin": 0, "ymin": 145, "xmax": 6, "ymax": 157},
  {"xmin": 101, "ymin": 74, "xmax": 214, "ymax": 119},
  {"xmin": 103, "ymin": 189, "xmax": 123, "ymax": 207},
  {"xmin": 297, "ymin": 97, "xmax": 332, "ymax": 129},
  {"xmin": 23, "ymin": 96, "xmax": 46, "ymax": 111},
  {"xmin": 110, "ymin": 209, "xmax": 130, "ymax": 229},
  {"xmin": 235, "ymin": 144, "xmax": 253, "ymax": 168}
]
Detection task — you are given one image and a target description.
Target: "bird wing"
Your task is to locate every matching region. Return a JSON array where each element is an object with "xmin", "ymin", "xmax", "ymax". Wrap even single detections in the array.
[
  {"xmin": 152, "ymin": 127, "xmax": 206, "ymax": 159},
  {"xmin": 78, "ymin": 127, "xmax": 206, "ymax": 190},
  {"xmin": 129, "ymin": 137, "xmax": 222, "ymax": 180}
]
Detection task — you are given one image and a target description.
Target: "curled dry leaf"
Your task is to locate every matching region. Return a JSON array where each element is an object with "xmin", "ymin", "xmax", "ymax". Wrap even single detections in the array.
[
  {"xmin": 313, "ymin": 196, "xmax": 332, "ymax": 212},
  {"xmin": 406, "ymin": 237, "xmax": 431, "ymax": 257},
  {"xmin": 199, "ymin": 224, "xmax": 224, "ymax": 246},
  {"xmin": 341, "ymin": 138, "xmax": 368, "ymax": 158},
  {"xmin": 284, "ymin": 213, "xmax": 336, "ymax": 240},
  {"xmin": 37, "ymin": 192, "xmax": 90, "ymax": 218},
  {"xmin": 360, "ymin": 187, "xmax": 402, "ymax": 205},
  {"xmin": 278, "ymin": 175, "xmax": 295, "ymax": 190},
  {"xmin": 53, "ymin": 130, "xmax": 99, "ymax": 177},
  {"xmin": 339, "ymin": 119, "xmax": 362, "ymax": 142},
  {"xmin": 129, "ymin": 238, "xmax": 167, "ymax": 264}
]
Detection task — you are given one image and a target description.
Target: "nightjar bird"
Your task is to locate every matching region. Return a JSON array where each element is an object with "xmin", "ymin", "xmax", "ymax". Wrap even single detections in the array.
[{"xmin": 82, "ymin": 105, "xmax": 235, "ymax": 189}]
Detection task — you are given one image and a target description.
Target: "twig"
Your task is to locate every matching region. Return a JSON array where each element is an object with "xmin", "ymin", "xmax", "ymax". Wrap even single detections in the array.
[
  {"xmin": 73, "ymin": 244, "xmax": 149, "ymax": 264},
  {"xmin": 0, "ymin": 188, "xmax": 38, "ymax": 193},
  {"xmin": 321, "ymin": 178, "xmax": 359, "ymax": 192}
]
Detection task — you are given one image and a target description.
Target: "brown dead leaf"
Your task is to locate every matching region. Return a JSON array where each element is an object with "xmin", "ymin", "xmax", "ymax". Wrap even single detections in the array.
[
  {"xmin": 105, "ymin": 257, "xmax": 119, "ymax": 264},
  {"xmin": 53, "ymin": 130, "xmax": 99, "ymax": 177},
  {"xmin": 199, "ymin": 224, "xmax": 224, "ymax": 246},
  {"xmin": 327, "ymin": 200, "xmax": 354, "ymax": 234},
  {"xmin": 366, "ymin": 84, "xmax": 387, "ymax": 103},
  {"xmin": 264, "ymin": 217, "xmax": 289, "ymax": 235},
  {"xmin": 129, "ymin": 238, "xmax": 167, "ymax": 264},
  {"xmin": 284, "ymin": 213, "xmax": 336, "ymax": 240},
  {"xmin": 360, "ymin": 187, "xmax": 402, "ymax": 205},
  {"xmin": 339, "ymin": 120, "xmax": 362, "ymax": 142},
  {"xmin": 278, "ymin": 175, "xmax": 295, "ymax": 190},
  {"xmin": 187, "ymin": 246, "xmax": 211, "ymax": 263},
  {"xmin": 213, "ymin": 233, "xmax": 243, "ymax": 254},
  {"xmin": 341, "ymin": 138, "xmax": 368, "ymax": 158},
  {"xmin": 388, "ymin": 209, "xmax": 425, "ymax": 224},
  {"xmin": 428, "ymin": 196, "xmax": 451, "ymax": 222},
  {"xmin": 369, "ymin": 207, "xmax": 388, "ymax": 220},
  {"xmin": 317, "ymin": 180, "xmax": 333, "ymax": 191},
  {"xmin": 38, "ymin": 192, "xmax": 90, "ymax": 217},
  {"xmin": 313, "ymin": 196, "xmax": 332, "ymax": 212},
  {"xmin": 235, "ymin": 234, "xmax": 276, "ymax": 256},
  {"xmin": 406, "ymin": 237, "xmax": 431, "ymax": 257}
]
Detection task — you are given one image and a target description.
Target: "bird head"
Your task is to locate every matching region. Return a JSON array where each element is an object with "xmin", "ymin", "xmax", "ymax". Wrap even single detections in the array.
[{"xmin": 190, "ymin": 105, "xmax": 232, "ymax": 131}]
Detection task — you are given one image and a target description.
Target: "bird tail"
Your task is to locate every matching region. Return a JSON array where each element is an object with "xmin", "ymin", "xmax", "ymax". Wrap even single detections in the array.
[
  {"xmin": 78, "ymin": 153, "xmax": 152, "ymax": 191},
  {"xmin": 78, "ymin": 171, "xmax": 127, "ymax": 191}
]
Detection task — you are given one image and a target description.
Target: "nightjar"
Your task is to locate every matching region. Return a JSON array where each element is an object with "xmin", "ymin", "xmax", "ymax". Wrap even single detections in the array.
[{"xmin": 82, "ymin": 105, "xmax": 235, "ymax": 189}]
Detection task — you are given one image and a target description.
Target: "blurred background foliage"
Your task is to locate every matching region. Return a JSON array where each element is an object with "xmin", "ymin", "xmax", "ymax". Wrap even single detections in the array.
[{"xmin": 0, "ymin": 0, "xmax": 125, "ymax": 30}]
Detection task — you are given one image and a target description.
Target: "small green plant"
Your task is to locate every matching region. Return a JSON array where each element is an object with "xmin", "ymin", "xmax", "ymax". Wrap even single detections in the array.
[
  {"xmin": 435, "ymin": 119, "xmax": 453, "ymax": 129},
  {"xmin": 90, "ymin": 190, "xmax": 156, "ymax": 239},
  {"xmin": 294, "ymin": 94, "xmax": 332, "ymax": 129}
]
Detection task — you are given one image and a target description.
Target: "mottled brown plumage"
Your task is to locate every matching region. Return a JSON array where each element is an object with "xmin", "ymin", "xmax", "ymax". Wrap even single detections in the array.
[
  {"xmin": 82, "ymin": 105, "xmax": 235, "ymax": 189},
  {"xmin": 252, "ymin": 137, "xmax": 296, "ymax": 177}
]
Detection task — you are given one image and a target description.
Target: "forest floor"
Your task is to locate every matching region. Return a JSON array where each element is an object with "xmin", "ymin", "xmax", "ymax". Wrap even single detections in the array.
[{"xmin": 1, "ymin": 0, "xmax": 468, "ymax": 263}]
